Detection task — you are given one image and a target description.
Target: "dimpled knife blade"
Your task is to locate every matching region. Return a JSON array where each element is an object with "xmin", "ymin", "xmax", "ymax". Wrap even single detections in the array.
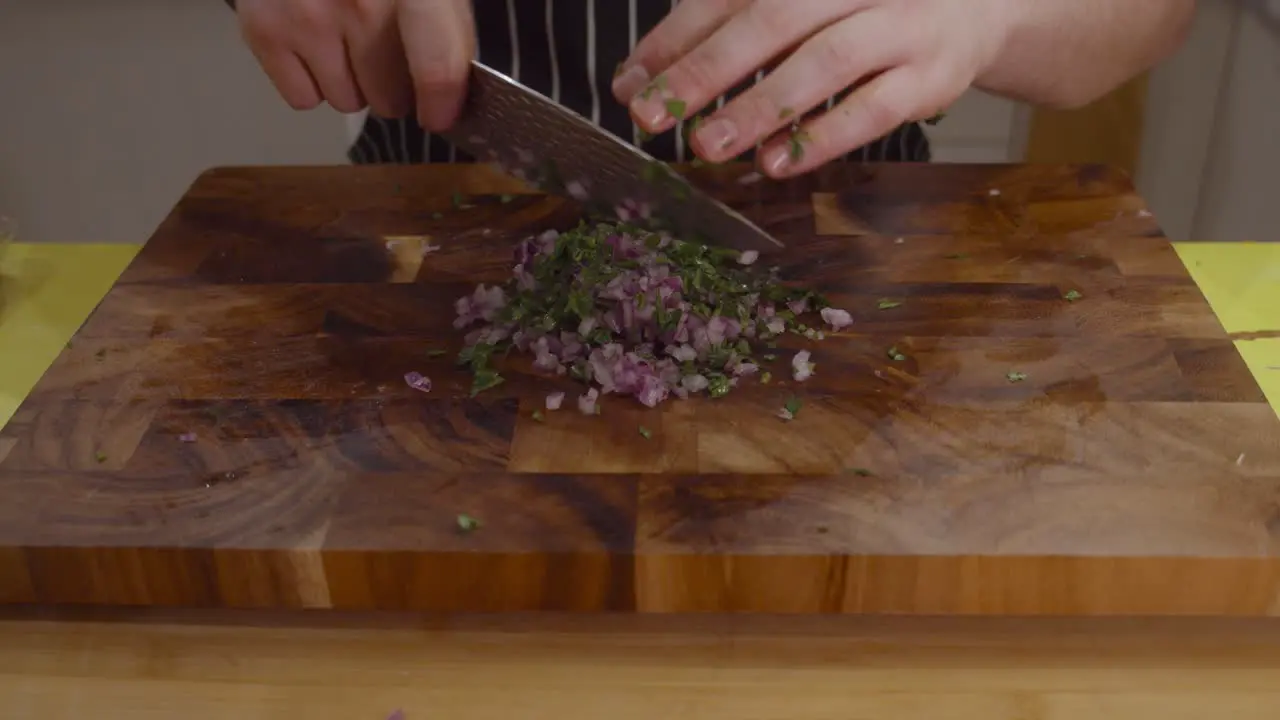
[{"xmin": 439, "ymin": 61, "xmax": 783, "ymax": 254}]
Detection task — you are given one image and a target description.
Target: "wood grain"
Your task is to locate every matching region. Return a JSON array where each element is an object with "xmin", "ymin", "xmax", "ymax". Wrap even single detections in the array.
[
  {"xmin": 2, "ymin": 162, "xmax": 1278, "ymax": 615},
  {"xmin": 7, "ymin": 609, "xmax": 1280, "ymax": 720}
]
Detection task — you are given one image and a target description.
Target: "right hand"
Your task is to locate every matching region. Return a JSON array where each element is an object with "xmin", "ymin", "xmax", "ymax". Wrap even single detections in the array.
[{"xmin": 235, "ymin": 0, "xmax": 476, "ymax": 131}]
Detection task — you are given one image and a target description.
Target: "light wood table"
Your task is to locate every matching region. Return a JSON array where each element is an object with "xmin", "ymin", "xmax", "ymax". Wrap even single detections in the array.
[{"xmin": 2, "ymin": 240, "xmax": 1278, "ymax": 719}]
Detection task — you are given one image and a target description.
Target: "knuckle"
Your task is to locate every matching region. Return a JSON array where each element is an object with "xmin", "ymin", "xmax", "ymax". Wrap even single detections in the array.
[
  {"xmin": 237, "ymin": 10, "xmax": 280, "ymax": 47},
  {"xmin": 672, "ymin": 50, "xmax": 722, "ymax": 101},
  {"xmin": 738, "ymin": 90, "xmax": 788, "ymax": 136},
  {"xmin": 342, "ymin": 0, "xmax": 384, "ymax": 20},
  {"xmin": 811, "ymin": 35, "xmax": 860, "ymax": 78},
  {"xmin": 745, "ymin": 0, "xmax": 793, "ymax": 36},
  {"xmin": 860, "ymin": 90, "xmax": 906, "ymax": 132},
  {"xmin": 290, "ymin": 0, "xmax": 334, "ymax": 33},
  {"xmin": 411, "ymin": 56, "xmax": 466, "ymax": 91}
]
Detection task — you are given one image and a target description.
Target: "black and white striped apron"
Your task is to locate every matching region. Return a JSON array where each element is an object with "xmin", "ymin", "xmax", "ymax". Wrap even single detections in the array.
[{"xmin": 351, "ymin": 0, "xmax": 930, "ymax": 165}]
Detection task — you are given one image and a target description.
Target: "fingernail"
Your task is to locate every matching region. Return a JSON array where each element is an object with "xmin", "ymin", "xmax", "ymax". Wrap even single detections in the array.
[
  {"xmin": 694, "ymin": 119, "xmax": 737, "ymax": 156},
  {"xmin": 762, "ymin": 146, "xmax": 791, "ymax": 176},
  {"xmin": 630, "ymin": 91, "xmax": 670, "ymax": 130},
  {"xmin": 612, "ymin": 64, "xmax": 650, "ymax": 101}
]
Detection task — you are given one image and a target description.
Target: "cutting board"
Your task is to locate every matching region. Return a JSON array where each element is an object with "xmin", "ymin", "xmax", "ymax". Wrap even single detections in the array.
[{"xmin": 3, "ymin": 163, "xmax": 1279, "ymax": 616}]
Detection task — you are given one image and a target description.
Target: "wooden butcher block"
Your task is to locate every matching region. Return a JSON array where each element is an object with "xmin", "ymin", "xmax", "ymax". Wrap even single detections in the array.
[{"xmin": 2, "ymin": 163, "xmax": 1279, "ymax": 616}]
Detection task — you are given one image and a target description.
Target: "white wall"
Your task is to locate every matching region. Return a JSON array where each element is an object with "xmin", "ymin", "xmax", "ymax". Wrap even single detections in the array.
[
  {"xmin": 1192, "ymin": 4, "xmax": 1280, "ymax": 242},
  {"xmin": 1139, "ymin": 0, "xmax": 1280, "ymax": 242},
  {"xmin": 0, "ymin": 0, "xmax": 348, "ymax": 244},
  {"xmin": 0, "ymin": 0, "xmax": 1016, "ymax": 245}
]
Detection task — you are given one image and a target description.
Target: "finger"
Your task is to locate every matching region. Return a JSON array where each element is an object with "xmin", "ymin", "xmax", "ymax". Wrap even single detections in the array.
[
  {"xmin": 690, "ymin": 9, "xmax": 898, "ymax": 162},
  {"xmin": 346, "ymin": 11, "xmax": 414, "ymax": 118},
  {"xmin": 612, "ymin": 0, "xmax": 746, "ymax": 103},
  {"xmin": 399, "ymin": 0, "xmax": 476, "ymax": 132},
  {"xmin": 758, "ymin": 63, "xmax": 953, "ymax": 178},
  {"xmin": 255, "ymin": 50, "xmax": 324, "ymax": 110},
  {"xmin": 628, "ymin": 0, "xmax": 869, "ymax": 134},
  {"xmin": 300, "ymin": 40, "xmax": 367, "ymax": 114}
]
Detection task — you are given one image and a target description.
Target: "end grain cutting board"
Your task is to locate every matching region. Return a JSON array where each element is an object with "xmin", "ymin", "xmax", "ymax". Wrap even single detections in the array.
[{"xmin": 2, "ymin": 163, "xmax": 1279, "ymax": 616}]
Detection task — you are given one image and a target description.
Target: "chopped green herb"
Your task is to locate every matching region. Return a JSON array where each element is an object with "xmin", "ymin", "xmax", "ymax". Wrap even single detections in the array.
[
  {"xmin": 500, "ymin": 194, "xmax": 515, "ymax": 204},
  {"xmin": 888, "ymin": 346, "xmax": 907, "ymax": 362},
  {"xmin": 637, "ymin": 128, "xmax": 653, "ymax": 143},
  {"xmin": 1007, "ymin": 371, "xmax": 1028, "ymax": 383},
  {"xmin": 94, "ymin": 348, "xmax": 107, "ymax": 361},
  {"xmin": 924, "ymin": 112, "xmax": 947, "ymax": 125},
  {"xmin": 816, "ymin": 525, "xmax": 830, "ymax": 534},
  {"xmin": 469, "ymin": 369, "xmax": 505, "ymax": 397},
  {"xmin": 394, "ymin": 183, "xmax": 403, "ymax": 193},
  {"xmin": 431, "ymin": 212, "xmax": 444, "ymax": 220},
  {"xmin": 779, "ymin": 107, "xmax": 795, "ymax": 120},
  {"xmin": 456, "ymin": 513, "xmax": 480, "ymax": 533},
  {"xmin": 784, "ymin": 396, "xmax": 803, "ymax": 417},
  {"xmin": 451, "ymin": 191, "xmax": 464, "ymax": 208},
  {"xmin": 760, "ymin": 371, "xmax": 772, "ymax": 384},
  {"xmin": 614, "ymin": 62, "xmax": 626, "ymax": 78},
  {"xmin": 850, "ymin": 468, "xmax": 873, "ymax": 477},
  {"xmin": 707, "ymin": 374, "xmax": 732, "ymax": 398},
  {"xmin": 664, "ymin": 98, "xmax": 687, "ymax": 120},
  {"xmin": 877, "ymin": 299, "xmax": 903, "ymax": 310},
  {"xmin": 639, "ymin": 425, "xmax": 653, "ymax": 440},
  {"xmin": 1063, "ymin": 289, "xmax": 1083, "ymax": 302},
  {"xmin": 763, "ymin": 354, "xmax": 777, "ymax": 362},
  {"xmin": 690, "ymin": 158, "xmax": 706, "ymax": 168},
  {"xmin": 94, "ymin": 451, "xmax": 106, "ymax": 464},
  {"xmin": 787, "ymin": 128, "xmax": 812, "ymax": 163},
  {"xmin": 944, "ymin": 253, "xmax": 970, "ymax": 260},
  {"xmin": 532, "ymin": 410, "xmax": 545, "ymax": 422},
  {"xmin": 425, "ymin": 349, "xmax": 447, "ymax": 358}
]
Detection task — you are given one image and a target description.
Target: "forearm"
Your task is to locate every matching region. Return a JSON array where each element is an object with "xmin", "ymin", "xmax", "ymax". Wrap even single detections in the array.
[{"xmin": 977, "ymin": 0, "xmax": 1196, "ymax": 109}]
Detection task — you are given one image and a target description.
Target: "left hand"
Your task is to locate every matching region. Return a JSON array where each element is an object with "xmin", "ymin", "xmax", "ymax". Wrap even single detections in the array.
[{"xmin": 612, "ymin": 0, "xmax": 1016, "ymax": 177}]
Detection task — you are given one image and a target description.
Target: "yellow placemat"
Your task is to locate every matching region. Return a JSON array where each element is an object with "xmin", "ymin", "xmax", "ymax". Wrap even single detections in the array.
[
  {"xmin": 0, "ymin": 243, "xmax": 138, "ymax": 430},
  {"xmin": 1175, "ymin": 243, "xmax": 1280, "ymax": 334},
  {"xmin": 1175, "ymin": 242, "xmax": 1280, "ymax": 417}
]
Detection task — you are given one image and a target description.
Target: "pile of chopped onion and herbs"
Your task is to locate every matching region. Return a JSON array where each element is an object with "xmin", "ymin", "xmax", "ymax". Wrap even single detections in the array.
[{"xmin": 443, "ymin": 219, "xmax": 853, "ymax": 420}]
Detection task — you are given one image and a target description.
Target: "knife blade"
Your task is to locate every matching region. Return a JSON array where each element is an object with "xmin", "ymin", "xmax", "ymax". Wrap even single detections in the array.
[{"xmin": 439, "ymin": 61, "xmax": 783, "ymax": 254}]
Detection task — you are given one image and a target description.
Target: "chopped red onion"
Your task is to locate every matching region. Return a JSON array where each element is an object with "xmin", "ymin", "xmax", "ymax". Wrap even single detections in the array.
[
  {"xmin": 546, "ymin": 391, "xmax": 565, "ymax": 410},
  {"xmin": 453, "ymin": 221, "xmax": 837, "ymax": 410},
  {"xmin": 178, "ymin": 432, "xmax": 197, "ymax": 443},
  {"xmin": 567, "ymin": 180, "xmax": 590, "ymax": 201},
  {"xmin": 738, "ymin": 250, "xmax": 759, "ymax": 266},
  {"xmin": 792, "ymin": 350, "xmax": 814, "ymax": 382},
  {"xmin": 776, "ymin": 407, "xmax": 795, "ymax": 421},
  {"xmin": 821, "ymin": 307, "xmax": 853, "ymax": 331},
  {"xmin": 404, "ymin": 371, "xmax": 432, "ymax": 393},
  {"xmin": 737, "ymin": 171, "xmax": 764, "ymax": 185}
]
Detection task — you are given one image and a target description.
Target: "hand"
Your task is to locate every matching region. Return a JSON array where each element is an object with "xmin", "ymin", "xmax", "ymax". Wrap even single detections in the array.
[
  {"xmin": 612, "ymin": 0, "xmax": 1016, "ymax": 177},
  {"xmin": 236, "ymin": 0, "xmax": 476, "ymax": 131}
]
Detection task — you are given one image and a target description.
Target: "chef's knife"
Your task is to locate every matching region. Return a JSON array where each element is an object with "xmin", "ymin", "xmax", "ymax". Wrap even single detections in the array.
[{"xmin": 439, "ymin": 61, "xmax": 783, "ymax": 254}]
